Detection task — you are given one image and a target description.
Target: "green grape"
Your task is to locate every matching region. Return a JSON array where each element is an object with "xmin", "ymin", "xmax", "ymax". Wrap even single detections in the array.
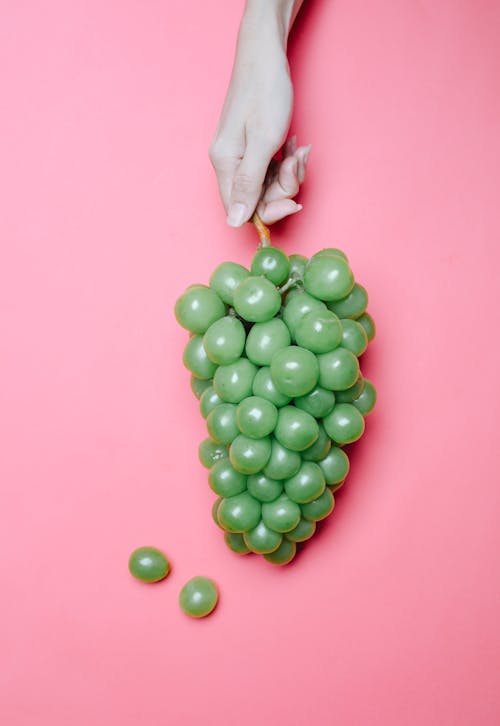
[
  {"xmin": 352, "ymin": 379, "xmax": 377, "ymax": 415},
  {"xmin": 294, "ymin": 309, "xmax": 343, "ymax": 354},
  {"xmin": 218, "ymin": 491, "xmax": 261, "ymax": 532},
  {"xmin": 329, "ymin": 480, "xmax": 345, "ymax": 494},
  {"xmin": 318, "ymin": 446, "xmax": 350, "ymax": 485},
  {"xmin": 175, "ymin": 285, "xmax": 226, "ymax": 334},
  {"xmin": 233, "ymin": 276, "xmax": 281, "ymax": 322},
  {"xmin": 203, "ymin": 316, "xmax": 246, "ymax": 365},
  {"xmin": 252, "ymin": 367, "xmax": 292, "ymax": 407},
  {"xmin": 245, "ymin": 318, "xmax": 291, "ymax": 366},
  {"xmin": 282, "ymin": 291, "xmax": 326, "ymax": 339},
  {"xmin": 244, "ymin": 521, "xmax": 283, "ymax": 554},
  {"xmin": 284, "ymin": 461, "xmax": 326, "ymax": 504},
  {"xmin": 247, "ymin": 473, "xmax": 283, "ymax": 502},
  {"xmin": 179, "ymin": 576, "xmax": 218, "ymax": 618},
  {"xmin": 274, "ymin": 406, "xmax": 319, "ymax": 452},
  {"xmin": 301, "ymin": 488, "xmax": 335, "ymax": 522},
  {"xmin": 208, "ymin": 459, "xmax": 247, "ymax": 497},
  {"xmin": 213, "ymin": 358, "xmax": 258, "ymax": 403},
  {"xmin": 206, "ymin": 403, "xmax": 240, "ymax": 445},
  {"xmin": 303, "ymin": 254, "xmax": 354, "ymax": 302},
  {"xmin": 212, "ymin": 498, "xmax": 224, "ymax": 528},
  {"xmin": 340, "ymin": 318, "xmax": 368, "ymax": 358},
  {"xmin": 236, "ymin": 396, "xmax": 278, "ymax": 439},
  {"xmin": 323, "ymin": 403, "xmax": 365, "ymax": 444},
  {"xmin": 357, "ymin": 312, "xmax": 376, "ymax": 342},
  {"xmin": 251, "ymin": 246, "xmax": 290, "ymax": 285},
  {"xmin": 224, "ymin": 531, "xmax": 251, "ymax": 554},
  {"xmin": 301, "ymin": 423, "xmax": 331, "ymax": 462},
  {"xmin": 190, "ymin": 376, "xmax": 212, "ymax": 399},
  {"xmin": 209, "ymin": 261, "xmax": 250, "ymax": 305},
  {"xmin": 263, "ymin": 538, "xmax": 296, "ymax": 565},
  {"xmin": 229, "ymin": 434, "xmax": 272, "ymax": 475},
  {"xmin": 128, "ymin": 546, "xmax": 170, "ymax": 583},
  {"xmin": 311, "ymin": 248, "xmax": 349, "ymax": 263},
  {"xmin": 327, "ymin": 283, "xmax": 368, "ymax": 319},
  {"xmin": 262, "ymin": 493, "xmax": 301, "ymax": 533},
  {"xmin": 200, "ymin": 386, "xmax": 223, "ymax": 418},
  {"xmin": 285, "ymin": 518, "xmax": 317, "ymax": 542},
  {"xmin": 183, "ymin": 335, "xmax": 218, "ymax": 380},
  {"xmin": 317, "ymin": 348, "xmax": 360, "ymax": 391},
  {"xmin": 270, "ymin": 345, "xmax": 319, "ymax": 397},
  {"xmin": 335, "ymin": 376, "xmax": 365, "ymax": 403},
  {"xmin": 288, "ymin": 254, "xmax": 308, "ymax": 280},
  {"xmin": 263, "ymin": 438, "xmax": 302, "ymax": 480},
  {"xmin": 198, "ymin": 438, "xmax": 228, "ymax": 469},
  {"xmin": 294, "ymin": 386, "xmax": 335, "ymax": 418}
]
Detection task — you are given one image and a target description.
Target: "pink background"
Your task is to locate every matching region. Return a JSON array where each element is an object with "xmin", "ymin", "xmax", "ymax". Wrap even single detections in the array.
[{"xmin": 1, "ymin": 1, "xmax": 500, "ymax": 724}]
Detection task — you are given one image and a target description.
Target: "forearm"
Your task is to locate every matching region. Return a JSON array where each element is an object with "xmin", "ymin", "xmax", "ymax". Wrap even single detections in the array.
[{"xmin": 239, "ymin": 0, "xmax": 305, "ymax": 52}]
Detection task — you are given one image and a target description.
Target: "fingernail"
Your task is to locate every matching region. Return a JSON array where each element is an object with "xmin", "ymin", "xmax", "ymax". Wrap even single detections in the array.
[
  {"xmin": 303, "ymin": 144, "xmax": 312, "ymax": 165},
  {"xmin": 227, "ymin": 202, "xmax": 248, "ymax": 227},
  {"xmin": 294, "ymin": 203, "xmax": 303, "ymax": 213}
]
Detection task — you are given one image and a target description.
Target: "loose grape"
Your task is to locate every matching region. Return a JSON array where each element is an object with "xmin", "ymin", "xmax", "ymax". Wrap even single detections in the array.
[
  {"xmin": 229, "ymin": 435, "xmax": 272, "ymax": 475},
  {"xmin": 270, "ymin": 345, "xmax": 319, "ymax": 397},
  {"xmin": 357, "ymin": 312, "xmax": 376, "ymax": 342},
  {"xmin": 301, "ymin": 423, "xmax": 332, "ymax": 462},
  {"xmin": 198, "ymin": 438, "xmax": 228, "ymax": 469},
  {"xmin": 340, "ymin": 319, "xmax": 368, "ymax": 357},
  {"xmin": 288, "ymin": 254, "xmax": 308, "ymax": 280},
  {"xmin": 190, "ymin": 376, "xmax": 212, "ymax": 399},
  {"xmin": 317, "ymin": 348, "xmax": 360, "ymax": 391},
  {"xmin": 251, "ymin": 246, "xmax": 290, "ymax": 286},
  {"xmin": 323, "ymin": 403, "xmax": 365, "ymax": 444},
  {"xmin": 303, "ymin": 254, "xmax": 354, "ymax": 302},
  {"xmin": 252, "ymin": 367, "xmax": 292, "ymax": 407},
  {"xmin": 294, "ymin": 310, "xmax": 343, "ymax": 354},
  {"xmin": 218, "ymin": 492, "xmax": 261, "ymax": 532},
  {"xmin": 352, "ymin": 379, "xmax": 377, "ymax": 415},
  {"xmin": 284, "ymin": 461, "xmax": 326, "ymax": 504},
  {"xmin": 233, "ymin": 276, "xmax": 281, "ymax": 323},
  {"xmin": 263, "ymin": 538, "xmax": 296, "ymax": 565},
  {"xmin": 175, "ymin": 285, "xmax": 225, "ymax": 334},
  {"xmin": 247, "ymin": 473, "xmax": 284, "ymax": 502},
  {"xmin": 327, "ymin": 283, "xmax": 368, "ymax": 319},
  {"xmin": 262, "ymin": 493, "xmax": 301, "ymax": 533},
  {"xmin": 128, "ymin": 546, "xmax": 170, "ymax": 583},
  {"xmin": 236, "ymin": 396, "xmax": 278, "ymax": 439},
  {"xmin": 294, "ymin": 386, "xmax": 335, "ymax": 418},
  {"xmin": 311, "ymin": 248, "xmax": 349, "ymax": 263},
  {"xmin": 335, "ymin": 376, "xmax": 365, "ymax": 403},
  {"xmin": 210, "ymin": 262, "xmax": 250, "ymax": 305},
  {"xmin": 200, "ymin": 386, "xmax": 224, "ymax": 419},
  {"xmin": 203, "ymin": 316, "xmax": 246, "ymax": 365},
  {"xmin": 285, "ymin": 518, "xmax": 317, "ymax": 542},
  {"xmin": 282, "ymin": 291, "xmax": 327, "ymax": 339},
  {"xmin": 318, "ymin": 446, "xmax": 350, "ymax": 485},
  {"xmin": 179, "ymin": 576, "xmax": 218, "ymax": 618},
  {"xmin": 263, "ymin": 438, "xmax": 302, "ymax": 480},
  {"xmin": 301, "ymin": 488, "xmax": 335, "ymax": 522},
  {"xmin": 224, "ymin": 531, "xmax": 251, "ymax": 555},
  {"xmin": 243, "ymin": 521, "xmax": 283, "ymax": 554},
  {"xmin": 212, "ymin": 498, "xmax": 224, "ymax": 528},
  {"xmin": 245, "ymin": 318, "xmax": 291, "ymax": 366},
  {"xmin": 213, "ymin": 358, "xmax": 258, "ymax": 403},
  {"xmin": 274, "ymin": 406, "xmax": 319, "ymax": 452},
  {"xmin": 208, "ymin": 459, "xmax": 247, "ymax": 498},
  {"xmin": 183, "ymin": 335, "xmax": 218, "ymax": 380}
]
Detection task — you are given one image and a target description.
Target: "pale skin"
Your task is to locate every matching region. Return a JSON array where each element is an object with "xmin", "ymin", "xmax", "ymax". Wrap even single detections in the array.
[{"xmin": 209, "ymin": 0, "xmax": 307, "ymax": 228}]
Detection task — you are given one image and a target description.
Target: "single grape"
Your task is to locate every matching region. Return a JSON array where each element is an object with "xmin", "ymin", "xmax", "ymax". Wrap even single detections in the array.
[
  {"xmin": 245, "ymin": 318, "xmax": 291, "ymax": 366},
  {"xmin": 284, "ymin": 461, "xmax": 326, "ymax": 504},
  {"xmin": 335, "ymin": 376, "xmax": 365, "ymax": 403},
  {"xmin": 243, "ymin": 520, "xmax": 283, "ymax": 554},
  {"xmin": 262, "ymin": 493, "xmax": 301, "ymax": 533},
  {"xmin": 301, "ymin": 488, "xmax": 335, "ymax": 522},
  {"xmin": 294, "ymin": 309, "xmax": 343, "ymax": 354},
  {"xmin": 301, "ymin": 423, "xmax": 332, "ymax": 462},
  {"xmin": 311, "ymin": 248, "xmax": 349, "ymax": 263},
  {"xmin": 179, "ymin": 576, "xmax": 218, "ymax": 618},
  {"xmin": 190, "ymin": 376, "xmax": 212, "ymax": 399},
  {"xmin": 212, "ymin": 498, "xmax": 224, "ymax": 528},
  {"xmin": 340, "ymin": 319, "xmax": 368, "ymax": 357},
  {"xmin": 236, "ymin": 396, "xmax": 278, "ymax": 439},
  {"xmin": 282, "ymin": 290, "xmax": 327, "ymax": 339},
  {"xmin": 203, "ymin": 316, "xmax": 246, "ymax": 365},
  {"xmin": 209, "ymin": 261, "xmax": 250, "ymax": 305},
  {"xmin": 175, "ymin": 285, "xmax": 225, "ymax": 334},
  {"xmin": 294, "ymin": 386, "xmax": 335, "ymax": 419},
  {"xmin": 303, "ymin": 254, "xmax": 354, "ymax": 302},
  {"xmin": 224, "ymin": 531, "xmax": 251, "ymax": 555},
  {"xmin": 285, "ymin": 518, "xmax": 317, "ymax": 543},
  {"xmin": 213, "ymin": 358, "xmax": 258, "ymax": 403},
  {"xmin": 317, "ymin": 348, "xmax": 360, "ymax": 391},
  {"xmin": 263, "ymin": 538, "xmax": 296, "ymax": 565},
  {"xmin": 274, "ymin": 406, "xmax": 319, "ymax": 452},
  {"xmin": 247, "ymin": 473, "xmax": 284, "ymax": 502},
  {"xmin": 200, "ymin": 386, "xmax": 224, "ymax": 419},
  {"xmin": 270, "ymin": 345, "xmax": 319, "ymax": 397},
  {"xmin": 288, "ymin": 254, "xmax": 308, "ymax": 280},
  {"xmin": 128, "ymin": 546, "xmax": 170, "ymax": 583},
  {"xmin": 183, "ymin": 335, "xmax": 218, "ymax": 380},
  {"xmin": 323, "ymin": 403, "xmax": 365, "ymax": 444},
  {"xmin": 218, "ymin": 491, "xmax": 261, "ymax": 532},
  {"xmin": 198, "ymin": 438, "xmax": 228, "ymax": 469},
  {"xmin": 252, "ymin": 367, "xmax": 292, "ymax": 407},
  {"xmin": 233, "ymin": 276, "xmax": 281, "ymax": 323},
  {"xmin": 318, "ymin": 446, "xmax": 350, "ymax": 485},
  {"xmin": 208, "ymin": 459, "xmax": 247, "ymax": 498},
  {"xmin": 229, "ymin": 434, "xmax": 272, "ymax": 475},
  {"xmin": 251, "ymin": 246, "xmax": 290, "ymax": 286},
  {"xmin": 357, "ymin": 312, "xmax": 376, "ymax": 342},
  {"xmin": 352, "ymin": 379, "xmax": 377, "ymax": 415},
  {"xmin": 263, "ymin": 438, "xmax": 302, "ymax": 480},
  {"xmin": 327, "ymin": 283, "xmax": 368, "ymax": 319},
  {"xmin": 206, "ymin": 403, "xmax": 240, "ymax": 445}
]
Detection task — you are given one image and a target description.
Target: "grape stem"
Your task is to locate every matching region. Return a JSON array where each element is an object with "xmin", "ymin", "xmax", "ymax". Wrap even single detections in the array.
[
  {"xmin": 278, "ymin": 274, "xmax": 301, "ymax": 294},
  {"xmin": 252, "ymin": 212, "xmax": 271, "ymax": 248}
]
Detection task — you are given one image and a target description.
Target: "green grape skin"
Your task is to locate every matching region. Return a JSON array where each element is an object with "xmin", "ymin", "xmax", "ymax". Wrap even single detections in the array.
[
  {"xmin": 183, "ymin": 335, "xmax": 218, "ymax": 380},
  {"xmin": 233, "ymin": 276, "xmax": 282, "ymax": 323},
  {"xmin": 252, "ymin": 367, "xmax": 292, "ymax": 408},
  {"xmin": 263, "ymin": 538, "xmax": 296, "ymax": 565},
  {"xmin": 262, "ymin": 493, "xmax": 301, "ymax": 533},
  {"xmin": 203, "ymin": 316, "xmax": 246, "ymax": 365},
  {"xmin": 213, "ymin": 358, "xmax": 258, "ymax": 403},
  {"xmin": 294, "ymin": 309, "xmax": 343, "ymax": 354},
  {"xmin": 301, "ymin": 488, "xmax": 335, "ymax": 522},
  {"xmin": 128, "ymin": 546, "xmax": 170, "ymax": 583},
  {"xmin": 247, "ymin": 473, "xmax": 284, "ymax": 503},
  {"xmin": 212, "ymin": 498, "xmax": 224, "ymax": 529},
  {"xmin": 209, "ymin": 261, "xmax": 250, "ymax": 305},
  {"xmin": 274, "ymin": 406, "xmax": 319, "ymax": 452},
  {"xmin": 335, "ymin": 376, "xmax": 365, "ymax": 404},
  {"xmin": 270, "ymin": 345, "xmax": 319, "ymax": 398},
  {"xmin": 284, "ymin": 461, "xmax": 326, "ymax": 504},
  {"xmin": 323, "ymin": 403, "xmax": 365, "ymax": 445},
  {"xmin": 190, "ymin": 376, "xmax": 212, "ymax": 399},
  {"xmin": 282, "ymin": 291, "xmax": 327, "ymax": 339},
  {"xmin": 229, "ymin": 435, "xmax": 272, "ymax": 475},
  {"xmin": 179, "ymin": 576, "xmax": 219, "ymax": 618},
  {"xmin": 285, "ymin": 517, "xmax": 317, "ymax": 542},
  {"xmin": 263, "ymin": 438, "xmax": 302, "ymax": 480},
  {"xmin": 294, "ymin": 386, "xmax": 335, "ymax": 419},
  {"xmin": 311, "ymin": 248, "xmax": 349, "ymax": 263},
  {"xmin": 218, "ymin": 492, "xmax": 262, "ymax": 532},
  {"xmin": 200, "ymin": 386, "xmax": 224, "ymax": 419},
  {"xmin": 327, "ymin": 283, "xmax": 368, "ymax": 319},
  {"xmin": 175, "ymin": 285, "xmax": 226, "ymax": 334},
  {"xmin": 318, "ymin": 446, "xmax": 350, "ymax": 485},
  {"xmin": 198, "ymin": 438, "xmax": 228, "ymax": 469},
  {"xmin": 236, "ymin": 396, "xmax": 278, "ymax": 439},
  {"xmin": 245, "ymin": 318, "xmax": 291, "ymax": 366},
  {"xmin": 329, "ymin": 480, "xmax": 345, "ymax": 494},
  {"xmin": 352, "ymin": 379, "xmax": 377, "ymax": 415},
  {"xmin": 301, "ymin": 423, "xmax": 332, "ymax": 462},
  {"xmin": 317, "ymin": 348, "xmax": 360, "ymax": 391},
  {"xmin": 288, "ymin": 254, "xmax": 308, "ymax": 280},
  {"xmin": 303, "ymin": 254, "xmax": 354, "ymax": 302},
  {"xmin": 251, "ymin": 246, "xmax": 290, "ymax": 286},
  {"xmin": 357, "ymin": 312, "xmax": 376, "ymax": 342},
  {"xmin": 340, "ymin": 319, "xmax": 368, "ymax": 357},
  {"xmin": 224, "ymin": 531, "xmax": 251, "ymax": 555},
  {"xmin": 206, "ymin": 403, "xmax": 240, "ymax": 445},
  {"xmin": 208, "ymin": 459, "xmax": 247, "ymax": 498},
  {"xmin": 243, "ymin": 521, "xmax": 283, "ymax": 554}
]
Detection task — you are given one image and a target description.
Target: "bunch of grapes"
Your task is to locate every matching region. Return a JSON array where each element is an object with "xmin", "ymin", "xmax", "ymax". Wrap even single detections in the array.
[{"xmin": 174, "ymin": 218, "xmax": 376, "ymax": 565}]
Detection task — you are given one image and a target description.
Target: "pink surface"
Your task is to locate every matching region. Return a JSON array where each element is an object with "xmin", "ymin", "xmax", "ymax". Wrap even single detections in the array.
[{"xmin": 1, "ymin": 1, "xmax": 500, "ymax": 724}]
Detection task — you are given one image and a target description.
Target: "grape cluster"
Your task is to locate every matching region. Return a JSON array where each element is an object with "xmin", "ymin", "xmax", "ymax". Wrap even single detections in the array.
[{"xmin": 175, "ymin": 241, "xmax": 376, "ymax": 565}]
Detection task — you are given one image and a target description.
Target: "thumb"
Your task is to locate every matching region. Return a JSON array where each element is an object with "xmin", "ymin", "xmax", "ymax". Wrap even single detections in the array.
[{"xmin": 227, "ymin": 137, "xmax": 275, "ymax": 228}]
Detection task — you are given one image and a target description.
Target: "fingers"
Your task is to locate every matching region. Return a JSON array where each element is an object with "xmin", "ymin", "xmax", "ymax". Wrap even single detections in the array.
[
  {"xmin": 263, "ymin": 154, "xmax": 300, "ymax": 203},
  {"xmin": 257, "ymin": 141, "xmax": 311, "ymax": 225},
  {"xmin": 226, "ymin": 135, "xmax": 278, "ymax": 227},
  {"xmin": 257, "ymin": 198, "xmax": 303, "ymax": 225}
]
